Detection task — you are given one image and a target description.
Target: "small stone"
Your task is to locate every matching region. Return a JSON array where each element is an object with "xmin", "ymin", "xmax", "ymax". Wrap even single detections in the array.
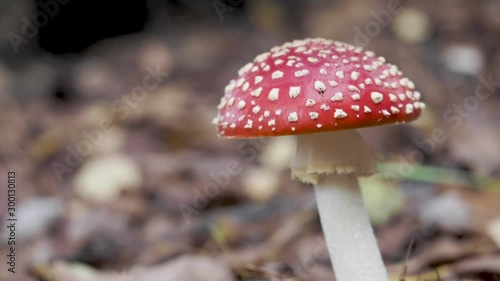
[{"xmin": 74, "ymin": 154, "xmax": 142, "ymax": 203}]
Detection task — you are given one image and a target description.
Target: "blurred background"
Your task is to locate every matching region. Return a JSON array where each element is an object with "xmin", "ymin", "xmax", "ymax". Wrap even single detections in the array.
[{"xmin": 0, "ymin": 0, "xmax": 499, "ymax": 280}]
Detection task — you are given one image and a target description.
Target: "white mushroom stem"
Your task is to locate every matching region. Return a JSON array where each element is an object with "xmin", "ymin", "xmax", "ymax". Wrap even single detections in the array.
[
  {"xmin": 290, "ymin": 130, "xmax": 388, "ymax": 281},
  {"xmin": 315, "ymin": 175, "xmax": 387, "ymax": 281}
]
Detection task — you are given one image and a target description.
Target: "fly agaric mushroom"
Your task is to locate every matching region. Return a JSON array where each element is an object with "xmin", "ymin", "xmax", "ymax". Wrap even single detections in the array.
[{"xmin": 214, "ymin": 38, "xmax": 424, "ymax": 281}]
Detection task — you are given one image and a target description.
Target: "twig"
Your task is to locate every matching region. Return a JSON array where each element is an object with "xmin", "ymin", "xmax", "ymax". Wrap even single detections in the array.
[
  {"xmin": 434, "ymin": 268, "xmax": 441, "ymax": 281},
  {"xmin": 399, "ymin": 239, "xmax": 415, "ymax": 281},
  {"xmin": 209, "ymin": 222, "xmax": 251, "ymax": 278}
]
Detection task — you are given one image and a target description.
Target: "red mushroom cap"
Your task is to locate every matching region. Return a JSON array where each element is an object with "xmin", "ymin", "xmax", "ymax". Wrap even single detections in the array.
[{"xmin": 214, "ymin": 38, "xmax": 424, "ymax": 138}]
